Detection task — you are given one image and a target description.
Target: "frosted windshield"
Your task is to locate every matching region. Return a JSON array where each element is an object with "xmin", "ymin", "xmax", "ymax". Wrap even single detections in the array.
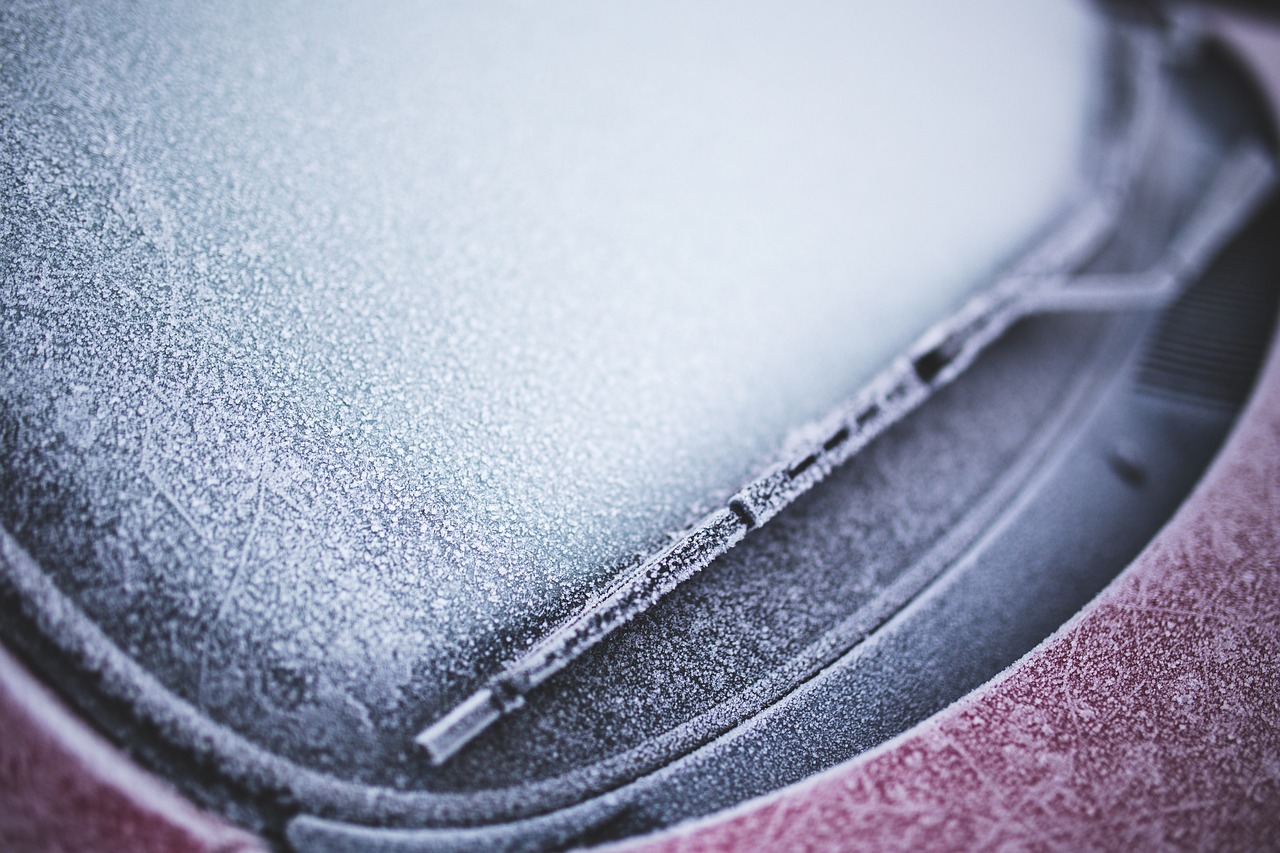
[{"xmin": 4, "ymin": 1, "xmax": 1094, "ymax": 695}]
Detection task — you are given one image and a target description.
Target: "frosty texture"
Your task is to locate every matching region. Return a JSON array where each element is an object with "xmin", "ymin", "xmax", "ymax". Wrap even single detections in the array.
[{"xmin": 1, "ymin": 0, "xmax": 1091, "ymax": 758}]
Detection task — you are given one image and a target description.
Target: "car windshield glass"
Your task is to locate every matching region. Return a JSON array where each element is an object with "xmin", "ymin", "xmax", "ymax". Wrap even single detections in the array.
[{"xmin": 2, "ymin": 0, "xmax": 1094, "ymax": 707}]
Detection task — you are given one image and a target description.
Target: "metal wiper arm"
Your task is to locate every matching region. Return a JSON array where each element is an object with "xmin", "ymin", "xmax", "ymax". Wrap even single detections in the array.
[
  {"xmin": 415, "ymin": 23, "xmax": 1277, "ymax": 764},
  {"xmin": 417, "ymin": 143, "xmax": 1274, "ymax": 765}
]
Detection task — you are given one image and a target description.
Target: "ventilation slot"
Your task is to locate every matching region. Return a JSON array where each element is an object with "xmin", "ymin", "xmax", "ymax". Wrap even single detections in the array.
[{"xmin": 1137, "ymin": 200, "xmax": 1280, "ymax": 406}]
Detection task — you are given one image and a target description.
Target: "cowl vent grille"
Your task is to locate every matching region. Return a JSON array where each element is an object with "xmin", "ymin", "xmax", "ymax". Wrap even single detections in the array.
[{"xmin": 1138, "ymin": 200, "xmax": 1280, "ymax": 405}]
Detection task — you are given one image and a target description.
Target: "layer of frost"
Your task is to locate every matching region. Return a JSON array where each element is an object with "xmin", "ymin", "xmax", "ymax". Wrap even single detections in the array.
[{"xmin": 0, "ymin": 0, "xmax": 1094, "ymax": 753}]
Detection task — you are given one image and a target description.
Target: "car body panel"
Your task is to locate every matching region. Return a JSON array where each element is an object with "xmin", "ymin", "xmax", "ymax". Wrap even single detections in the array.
[
  {"xmin": 0, "ymin": 643, "xmax": 265, "ymax": 853},
  {"xmin": 603, "ymin": 297, "xmax": 1280, "ymax": 852}
]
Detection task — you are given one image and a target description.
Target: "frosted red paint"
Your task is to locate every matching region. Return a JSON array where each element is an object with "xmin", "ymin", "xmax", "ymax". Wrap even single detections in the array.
[
  {"xmin": 608, "ymin": 224, "xmax": 1280, "ymax": 848},
  {"xmin": 603, "ymin": 22, "xmax": 1280, "ymax": 852},
  {"xmin": 0, "ymin": 645, "xmax": 266, "ymax": 853}
]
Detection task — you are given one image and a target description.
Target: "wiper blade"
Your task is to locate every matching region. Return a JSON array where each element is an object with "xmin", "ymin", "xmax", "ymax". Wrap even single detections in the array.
[{"xmin": 416, "ymin": 28, "xmax": 1276, "ymax": 763}]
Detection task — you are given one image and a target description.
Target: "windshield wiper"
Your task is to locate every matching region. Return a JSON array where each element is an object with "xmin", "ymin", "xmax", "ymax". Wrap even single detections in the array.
[{"xmin": 416, "ymin": 33, "xmax": 1276, "ymax": 765}]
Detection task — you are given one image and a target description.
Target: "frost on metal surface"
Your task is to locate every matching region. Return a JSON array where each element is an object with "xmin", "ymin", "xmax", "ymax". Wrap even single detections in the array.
[
  {"xmin": 0, "ymin": 646, "xmax": 267, "ymax": 853},
  {"xmin": 0, "ymin": 0, "xmax": 1096, "ymax": 770},
  {"xmin": 613, "ymin": 257, "xmax": 1280, "ymax": 853}
]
